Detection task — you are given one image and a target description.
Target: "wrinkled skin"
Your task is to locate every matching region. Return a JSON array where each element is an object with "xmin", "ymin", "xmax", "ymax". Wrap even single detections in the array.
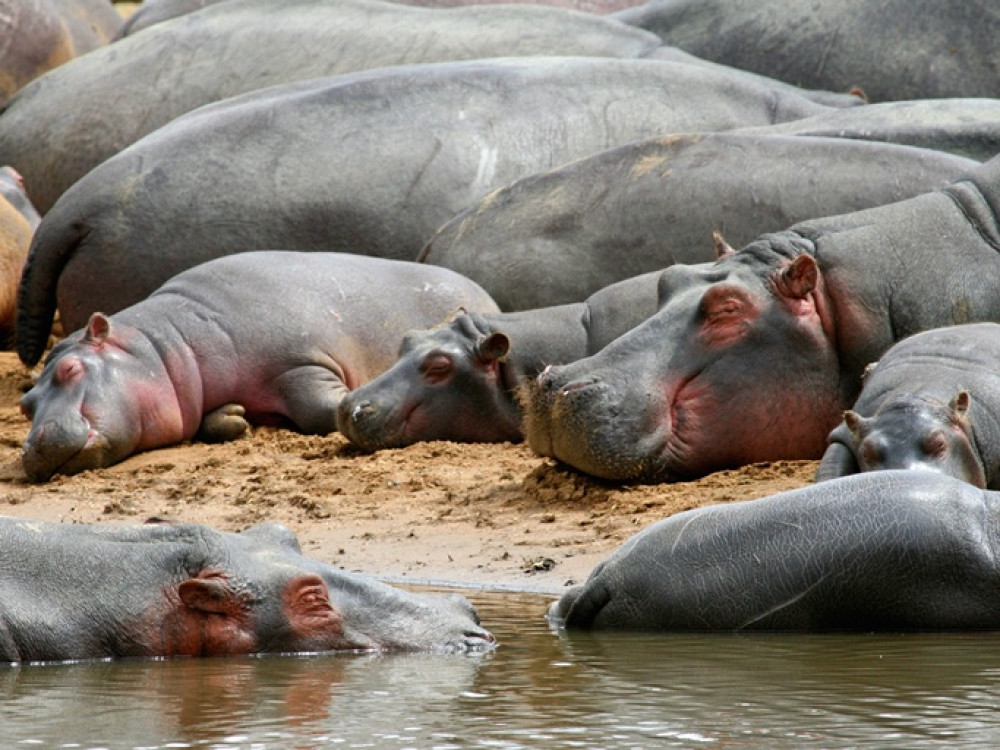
[
  {"xmin": 816, "ymin": 323, "xmax": 1000, "ymax": 489},
  {"xmin": 522, "ymin": 155, "xmax": 1000, "ymax": 482},
  {"xmin": 14, "ymin": 56, "xmax": 843, "ymax": 366},
  {"xmin": 616, "ymin": 0, "xmax": 1000, "ymax": 102},
  {"xmin": 18, "ymin": 251, "xmax": 498, "ymax": 481},
  {"xmin": 0, "ymin": 517, "xmax": 494, "ymax": 662},
  {"xmin": 549, "ymin": 471, "xmax": 1000, "ymax": 631},
  {"xmin": 337, "ymin": 271, "xmax": 663, "ymax": 451},
  {"xmin": 420, "ymin": 133, "xmax": 976, "ymax": 310}
]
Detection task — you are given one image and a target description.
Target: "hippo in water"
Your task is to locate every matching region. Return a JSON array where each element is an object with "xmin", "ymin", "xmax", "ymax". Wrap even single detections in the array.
[
  {"xmin": 549, "ymin": 471, "xmax": 1000, "ymax": 631},
  {"xmin": 18, "ymin": 251, "xmax": 498, "ymax": 481},
  {"xmin": 521, "ymin": 154, "xmax": 1000, "ymax": 483},
  {"xmin": 815, "ymin": 323, "xmax": 1000, "ymax": 490},
  {"xmin": 0, "ymin": 516, "xmax": 494, "ymax": 662},
  {"xmin": 614, "ymin": 0, "xmax": 1000, "ymax": 102},
  {"xmin": 14, "ymin": 56, "xmax": 842, "ymax": 363},
  {"xmin": 337, "ymin": 270, "xmax": 667, "ymax": 451},
  {"xmin": 419, "ymin": 133, "xmax": 976, "ymax": 310}
]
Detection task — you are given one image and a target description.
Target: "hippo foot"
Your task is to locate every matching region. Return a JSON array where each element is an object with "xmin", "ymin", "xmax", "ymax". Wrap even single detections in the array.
[{"xmin": 197, "ymin": 404, "xmax": 250, "ymax": 443}]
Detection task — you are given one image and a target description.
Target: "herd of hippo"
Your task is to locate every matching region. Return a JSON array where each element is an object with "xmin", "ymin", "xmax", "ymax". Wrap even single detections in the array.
[{"xmin": 3, "ymin": 0, "xmax": 1000, "ymax": 662}]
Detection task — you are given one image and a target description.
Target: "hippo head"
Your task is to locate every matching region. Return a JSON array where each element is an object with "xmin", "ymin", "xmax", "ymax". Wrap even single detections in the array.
[
  {"xmin": 520, "ymin": 232, "xmax": 844, "ymax": 482},
  {"xmin": 20, "ymin": 313, "xmax": 183, "ymax": 481},
  {"xmin": 336, "ymin": 313, "xmax": 523, "ymax": 451},
  {"xmin": 842, "ymin": 391, "xmax": 987, "ymax": 488}
]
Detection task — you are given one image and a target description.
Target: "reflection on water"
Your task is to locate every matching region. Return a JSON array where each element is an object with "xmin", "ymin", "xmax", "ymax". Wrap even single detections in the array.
[{"xmin": 3, "ymin": 588, "xmax": 1000, "ymax": 748}]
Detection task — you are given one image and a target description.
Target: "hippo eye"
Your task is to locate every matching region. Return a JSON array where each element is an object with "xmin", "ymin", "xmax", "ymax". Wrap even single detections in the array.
[
  {"xmin": 921, "ymin": 431, "xmax": 948, "ymax": 459},
  {"xmin": 421, "ymin": 354, "xmax": 453, "ymax": 384},
  {"xmin": 859, "ymin": 440, "xmax": 883, "ymax": 469},
  {"xmin": 54, "ymin": 357, "xmax": 84, "ymax": 384}
]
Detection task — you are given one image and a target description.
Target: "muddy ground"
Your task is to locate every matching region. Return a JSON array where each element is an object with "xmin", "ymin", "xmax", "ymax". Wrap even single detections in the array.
[{"xmin": 0, "ymin": 352, "xmax": 817, "ymax": 595}]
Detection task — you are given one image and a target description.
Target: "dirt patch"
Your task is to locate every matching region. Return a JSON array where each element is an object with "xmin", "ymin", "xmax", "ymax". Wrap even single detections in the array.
[{"xmin": 0, "ymin": 352, "xmax": 816, "ymax": 594}]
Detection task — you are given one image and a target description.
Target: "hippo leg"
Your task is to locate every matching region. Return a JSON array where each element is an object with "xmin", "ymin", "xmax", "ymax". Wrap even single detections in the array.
[
  {"xmin": 275, "ymin": 366, "xmax": 349, "ymax": 435},
  {"xmin": 814, "ymin": 432, "xmax": 859, "ymax": 482},
  {"xmin": 197, "ymin": 404, "xmax": 249, "ymax": 443}
]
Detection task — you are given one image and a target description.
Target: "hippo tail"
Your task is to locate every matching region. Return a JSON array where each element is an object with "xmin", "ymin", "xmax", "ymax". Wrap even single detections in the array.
[{"xmin": 15, "ymin": 213, "xmax": 85, "ymax": 366}]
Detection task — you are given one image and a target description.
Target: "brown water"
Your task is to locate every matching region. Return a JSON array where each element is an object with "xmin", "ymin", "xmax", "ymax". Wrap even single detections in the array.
[{"xmin": 3, "ymin": 588, "xmax": 1000, "ymax": 748}]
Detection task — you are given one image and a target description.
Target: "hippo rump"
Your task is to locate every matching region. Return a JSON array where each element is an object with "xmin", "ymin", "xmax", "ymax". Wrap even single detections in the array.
[
  {"xmin": 18, "ymin": 251, "xmax": 499, "ymax": 482},
  {"xmin": 816, "ymin": 323, "xmax": 1000, "ymax": 490},
  {"xmin": 734, "ymin": 98, "xmax": 1000, "ymax": 163},
  {"xmin": 13, "ymin": 56, "xmax": 840, "ymax": 363},
  {"xmin": 614, "ymin": 0, "xmax": 1000, "ymax": 103},
  {"xmin": 337, "ymin": 269, "xmax": 668, "ymax": 451},
  {"xmin": 0, "ymin": 516, "xmax": 494, "ymax": 662},
  {"xmin": 0, "ymin": 0, "xmax": 669, "ymax": 213},
  {"xmin": 0, "ymin": 0, "xmax": 122, "ymax": 107},
  {"xmin": 549, "ymin": 471, "xmax": 1000, "ymax": 631},
  {"xmin": 419, "ymin": 133, "xmax": 977, "ymax": 310},
  {"xmin": 521, "ymin": 153, "xmax": 1000, "ymax": 483}
]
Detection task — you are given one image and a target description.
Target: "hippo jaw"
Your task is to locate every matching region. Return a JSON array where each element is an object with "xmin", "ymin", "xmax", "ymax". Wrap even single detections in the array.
[{"xmin": 21, "ymin": 412, "xmax": 117, "ymax": 482}]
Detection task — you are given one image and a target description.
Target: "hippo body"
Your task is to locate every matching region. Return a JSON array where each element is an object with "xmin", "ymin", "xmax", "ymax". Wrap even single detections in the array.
[
  {"xmin": 522, "ymin": 154, "xmax": 1000, "ymax": 482},
  {"xmin": 550, "ymin": 471, "xmax": 1000, "ymax": 631},
  {"xmin": 19, "ymin": 251, "xmax": 499, "ymax": 481},
  {"xmin": 337, "ymin": 270, "xmax": 664, "ymax": 451},
  {"xmin": 0, "ymin": 169, "xmax": 37, "ymax": 348},
  {"xmin": 816, "ymin": 323, "xmax": 1000, "ymax": 490},
  {"xmin": 420, "ymin": 134, "xmax": 977, "ymax": 310},
  {"xmin": 615, "ymin": 0, "xmax": 1000, "ymax": 102},
  {"xmin": 0, "ymin": 0, "xmax": 668, "ymax": 213},
  {"xmin": 14, "ymin": 56, "xmax": 838, "ymax": 365},
  {"xmin": 0, "ymin": 516, "xmax": 494, "ymax": 662},
  {"xmin": 0, "ymin": 0, "xmax": 121, "ymax": 107}
]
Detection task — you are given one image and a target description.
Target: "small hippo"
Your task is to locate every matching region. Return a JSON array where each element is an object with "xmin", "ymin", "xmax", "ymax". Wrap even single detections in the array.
[
  {"xmin": 550, "ymin": 471, "xmax": 1000, "ymax": 631},
  {"xmin": 816, "ymin": 323, "xmax": 1000, "ymax": 489},
  {"xmin": 0, "ymin": 516, "xmax": 495, "ymax": 662},
  {"xmin": 19, "ymin": 251, "xmax": 498, "ymax": 481},
  {"xmin": 336, "ymin": 269, "xmax": 667, "ymax": 451}
]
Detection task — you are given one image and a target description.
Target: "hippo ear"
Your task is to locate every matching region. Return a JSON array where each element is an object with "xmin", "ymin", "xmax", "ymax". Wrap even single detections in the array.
[
  {"xmin": 712, "ymin": 231, "xmax": 736, "ymax": 259},
  {"xmin": 178, "ymin": 572, "xmax": 243, "ymax": 614},
  {"xmin": 476, "ymin": 332, "xmax": 510, "ymax": 363},
  {"xmin": 83, "ymin": 313, "xmax": 112, "ymax": 346},
  {"xmin": 950, "ymin": 390, "xmax": 971, "ymax": 417},
  {"xmin": 844, "ymin": 410, "xmax": 870, "ymax": 440},
  {"xmin": 776, "ymin": 254, "xmax": 818, "ymax": 299}
]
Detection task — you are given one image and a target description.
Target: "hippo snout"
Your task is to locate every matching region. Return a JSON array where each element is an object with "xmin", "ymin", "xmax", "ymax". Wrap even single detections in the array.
[
  {"xmin": 21, "ymin": 416, "xmax": 99, "ymax": 482},
  {"xmin": 335, "ymin": 397, "xmax": 389, "ymax": 452}
]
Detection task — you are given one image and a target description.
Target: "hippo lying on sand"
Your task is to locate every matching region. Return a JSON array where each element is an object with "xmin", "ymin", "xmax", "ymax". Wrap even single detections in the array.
[
  {"xmin": 816, "ymin": 323, "xmax": 1000, "ymax": 489},
  {"xmin": 420, "ymin": 133, "xmax": 976, "ymax": 310},
  {"xmin": 550, "ymin": 471, "xmax": 1000, "ymax": 631},
  {"xmin": 337, "ymin": 270, "xmax": 665, "ymax": 451},
  {"xmin": 522, "ymin": 154, "xmax": 1000, "ymax": 482},
  {"xmin": 19, "ymin": 252, "xmax": 498, "ymax": 481},
  {"xmin": 15, "ymin": 56, "xmax": 839, "ymax": 360},
  {"xmin": 0, "ymin": 517, "xmax": 495, "ymax": 662},
  {"xmin": 0, "ymin": 169, "xmax": 38, "ymax": 348}
]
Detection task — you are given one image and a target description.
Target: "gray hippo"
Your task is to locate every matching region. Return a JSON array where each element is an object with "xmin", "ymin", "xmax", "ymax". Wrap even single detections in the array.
[
  {"xmin": 521, "ymin": 153, "xmax": 1000, "ymax": 482},
  {"xmin": 0, "ymin": 516, "xmax": 494, "ymax": 662},
  {"xmin": 14, "ymin": 56, "xmax": 839, "ymax": 364},
  {"xmin": 549, "ymin": 471, "xmax": 1000, "ymax": 631},
  {"xmin": 0, "ymin": 0, "xmax": 122, "ymax": 107},
  {"xmin": 337, "ymin": 270, "xmax": 667, "ymax": 451},
  {"xmin": 816, "ymin": 323, "xmax": 1000, "ymax": 489},
  {"xmin": 0, "ymin": 0, "xmax": 667, "ymax": 212},
  {"xmin": 614, "ymin": 0, "xmax": 1000, "ymax": 102},
  {"xmin": 420, "ymin": 133, "xmax": 976, "ymax": 310},
  {"xmin": 18, "ymin": 251, "xmax": 498, "ymax": 481}
]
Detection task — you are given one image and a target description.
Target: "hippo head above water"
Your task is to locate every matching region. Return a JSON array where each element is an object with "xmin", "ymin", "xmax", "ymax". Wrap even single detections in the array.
[{"xmin": 520, "ymin": 233, "xmax": 845, "ymax": 482}]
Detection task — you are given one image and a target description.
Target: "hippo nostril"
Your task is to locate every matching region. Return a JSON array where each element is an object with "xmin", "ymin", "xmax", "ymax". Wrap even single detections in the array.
[
  {"xmin": 558, "ymin": 377, "xmax": 601, "ymax": 397},
  {"xmin": 350, "ymin": 401, "xmax": 374, "ymax": 423}
]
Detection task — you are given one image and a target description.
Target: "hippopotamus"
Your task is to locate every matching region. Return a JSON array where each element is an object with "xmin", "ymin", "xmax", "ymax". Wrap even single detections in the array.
[
  {"xmin": 0, "ymin": 167, "xmax": 41, "ymax": 231},
  {"xmin": 0, "ymin": 0, "xmax": 122, "ymax": 107},
  {"xmin": 549, "ymin": 471, "xmax": 1000, "ymax": 631},
  {"xmin": 0, "ymin": 516, "xmax": 495, "ymax": 662},
  {"xmin": 815, "ymin": 323, "xmax": 1000, "ymax": 490},
  {"xmin": 18, "ymin": 251, "xmax": 499, "ymax": 481},
  {"xmin": 14, "ymin": 56, "xmax": 840, "ymax": 366},
  {"xmin": 521, "ymin": 153, "xmax": 1000, "ymax": 483},
  {"xmin": 420, "ymin": 134, "xmax": 977, "ymax": 310},
  {"xmin": 735, "ymin": 98, "xmax": 1000, "ymax": 163},
  {"xmin": 0, "ymin": 170, "xmax": 37, "ymax": 348},
  {"xmin": 0, "ymin": 0, "xmax": 668, "ymax": 213},
  {"xmin": 115, "ymin": 0, "xmax": 227, "ymax": 35},
  {"xmin": 614, "ymin": 0, "xmax": 1000, "ymax": 103},
  {"xmin": 336, "ymin": 270, "xmax": 666, "ymax": 451}
]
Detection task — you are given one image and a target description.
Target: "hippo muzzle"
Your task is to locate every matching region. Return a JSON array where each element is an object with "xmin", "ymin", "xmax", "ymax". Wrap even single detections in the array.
[{"xmin": 21, "ymin": 413, "xmax": 111, "ymax": 482}]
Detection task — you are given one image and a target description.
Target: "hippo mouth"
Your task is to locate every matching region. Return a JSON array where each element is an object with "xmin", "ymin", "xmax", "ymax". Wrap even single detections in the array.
[
  {"xmin": 22, "ymin": 417, "xmax": 111, "ymax": 482},
  {"xmin": 337, "ymin": 398, "xmax": 414, "ymax": 452}
]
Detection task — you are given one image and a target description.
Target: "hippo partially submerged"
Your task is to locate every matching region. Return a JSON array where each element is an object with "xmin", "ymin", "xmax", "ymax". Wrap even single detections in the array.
[
  {"xmin": 549, "ymin": 471, "xmax": 1000, "ymax": 631},
  {"xmin": 19, "ymin": 252, "xmax": 498, "ymax": 481},
  {"xmin": 0, "ymin": 516, "xmax": 494, "ymax": 662},
  {"xmin": 522, "ymin": 154, "xmax": 1000, "ymax": 482},
  {"xmin": 816, "ymin": 323, "xmax": 1000, "ymax": 489}
]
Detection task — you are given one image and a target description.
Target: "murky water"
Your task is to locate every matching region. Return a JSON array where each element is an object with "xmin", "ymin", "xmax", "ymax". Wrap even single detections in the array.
[{"xmin": 4, "ymin": 587, "xmax": 1000, "ymax": 748}]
